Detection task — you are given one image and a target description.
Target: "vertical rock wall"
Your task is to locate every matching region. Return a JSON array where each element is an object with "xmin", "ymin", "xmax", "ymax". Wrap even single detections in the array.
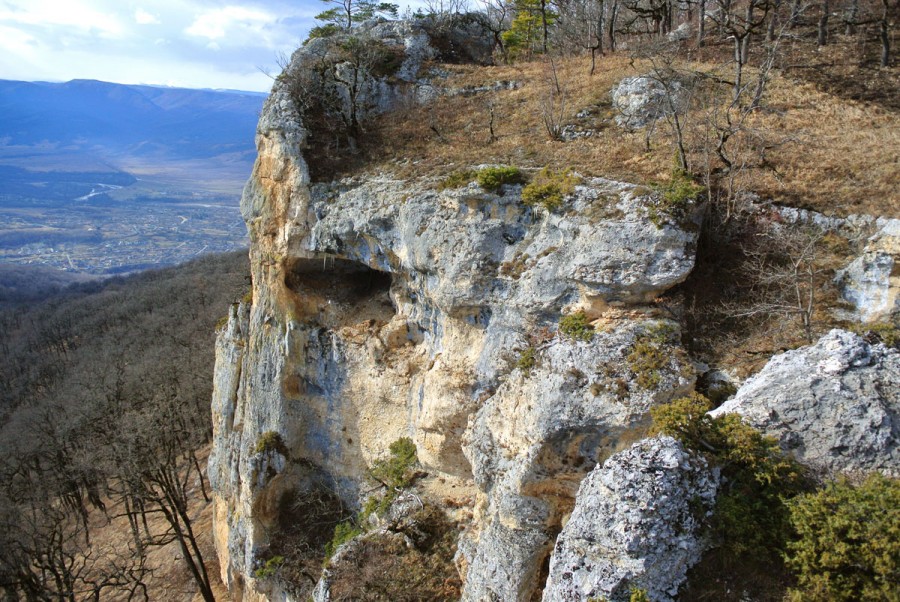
[{"xmin": 208, "ymin": 20, "xmax": 706, "ymax": 602}]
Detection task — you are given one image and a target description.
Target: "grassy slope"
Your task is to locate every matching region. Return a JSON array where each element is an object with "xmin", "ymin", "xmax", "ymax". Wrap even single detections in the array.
[{"xmin": 337, "ymin": 36, "xmax": 898, "ymax": 219}]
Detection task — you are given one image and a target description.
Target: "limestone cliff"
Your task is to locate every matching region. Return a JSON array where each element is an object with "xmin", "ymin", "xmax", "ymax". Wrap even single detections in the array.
[{"xmin": 207, "ymin": 18, "xmax": 706, "ymax": 602}]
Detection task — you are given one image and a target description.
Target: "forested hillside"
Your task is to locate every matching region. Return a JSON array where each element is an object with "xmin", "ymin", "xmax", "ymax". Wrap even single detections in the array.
[{"xmin": 0, "ymin": 251, "xmax": 249, "ymax": 599}]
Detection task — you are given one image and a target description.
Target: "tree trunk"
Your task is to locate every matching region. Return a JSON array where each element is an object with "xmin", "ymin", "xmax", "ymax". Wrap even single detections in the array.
[
  {"xmin": 818, "ymin": 0, "xmax": 829, "ymax": 46},
  {"xmin": 608, "ymin": 0, "xmax": 619, "ymax": 51},
  {"xmin": 742, "ymin": 0, "xmax": 755, "ymax": 64},
  {"xmin": 845, "ymin": 0, "xmax": 858, "ymax": 34},
  {"xmin": 767, "ymin": 0, "xmax": 781, "ymax": 41},
  {"xmin": 790, "ymin": 0, "xmax": 803, "ymax": 26},
  {"xmin": 734, "ymin": 37, "xmax": 744, "ymax": 101},
  {"xmin": 881, "ymin": 0, "xmax": 891, "ymax": 66},
  {"xmin": 698, "ymin": 0, "xmax": 707, "ymax": 46},
  {"xmin": 541, "ymin": 0, "xmax": 550, "ymax": 53}
]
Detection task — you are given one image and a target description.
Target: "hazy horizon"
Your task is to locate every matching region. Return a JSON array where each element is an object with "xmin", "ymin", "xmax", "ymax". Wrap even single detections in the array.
[{"xmin": 0, "ymin": 0, "xmax": 426, "ymax": 93}]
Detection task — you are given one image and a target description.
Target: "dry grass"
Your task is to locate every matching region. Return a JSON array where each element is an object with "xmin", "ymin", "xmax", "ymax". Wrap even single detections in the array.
[{"xmin": 345, "ymin": 48, "xmax": 898, "ymax": 218}]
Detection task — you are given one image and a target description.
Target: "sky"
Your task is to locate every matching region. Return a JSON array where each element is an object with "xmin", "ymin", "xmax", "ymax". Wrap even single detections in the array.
[{"xmin": 0, "ymin": 0, "xmax": 421, "ymax": 93}]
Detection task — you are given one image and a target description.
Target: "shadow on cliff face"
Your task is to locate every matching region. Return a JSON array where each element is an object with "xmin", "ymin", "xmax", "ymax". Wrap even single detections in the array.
[{"xmin": 283, "ymin": 257, "xmax": 395, "ymax": 329}]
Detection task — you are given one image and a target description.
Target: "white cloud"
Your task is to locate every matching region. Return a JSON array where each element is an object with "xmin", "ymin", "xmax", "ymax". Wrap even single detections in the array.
[
  {"xmin": 184, "ymin": 5, "xmax": 274, "ymax": 41},
  {"xmin": 0, "ymin": 0, "xmax": 438, "ymax": 91},
  {"xmin": 134, "ymin": 8, "xmax": 160, "ymax": 25},
  {"xmin": 0, "ymin": 0, "xmax": 126, "ymax": 38}
]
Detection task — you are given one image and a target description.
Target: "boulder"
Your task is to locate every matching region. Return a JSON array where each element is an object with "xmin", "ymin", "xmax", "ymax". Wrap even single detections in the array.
[
  {"xmin": 612, "ymin": 75, "xmax": 691, "ymax": 130},
  {"xmin": 542, "ymin": 436, "xmax": 718, "ymax": 602},
  {"xmin": 711, "ymin": 329, "xmax": 900, "ymax": 477},
  {"xmin": 836, "ymin": 218, "xmax": 900, "ymax": 323}
]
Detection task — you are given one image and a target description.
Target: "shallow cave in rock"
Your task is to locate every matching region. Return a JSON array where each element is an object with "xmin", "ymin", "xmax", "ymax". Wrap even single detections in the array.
[{"xmin": 283, "ymin": 257, "xmax": 396, "ymax": 326}]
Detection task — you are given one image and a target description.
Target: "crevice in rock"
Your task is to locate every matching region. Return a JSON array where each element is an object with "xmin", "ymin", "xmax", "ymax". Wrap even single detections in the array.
[{"xmin": 283, "ymin": 256, "xmax": 396, "ymax": 329}]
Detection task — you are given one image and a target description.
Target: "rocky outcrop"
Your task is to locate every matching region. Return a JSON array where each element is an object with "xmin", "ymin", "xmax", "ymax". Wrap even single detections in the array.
[
  {"xmin": 612, "ymin": 75, "xmax": 691, "ymax": 130},
  {"xmin": 542, "ymin": 436, "xmax": 718, "ymax": 602},
  {"xmin": 836, "ymin": 219, "xmax": 900, "ymax": 323},
  {"xmin": 711, "ymin": 329, "xmax": 900, "ymax": 477},
  {"xmin": 209, "ymin": 19, "xmax": 705, "ymax": 602},
  {"xmin": 459, "ymin": 320, "xmax": 696, "ymax": 601}
]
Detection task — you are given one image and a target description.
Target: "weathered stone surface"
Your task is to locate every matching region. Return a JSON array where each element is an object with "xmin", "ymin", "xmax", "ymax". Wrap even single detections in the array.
[
  {"xmin": 612, "ymin": 75, "xmax": 691, "ymax": 130},
  {"xmin": 542, "ymin": 436, "xmax": 718, "ymax": 602},
  {"xmin": 835, "ymin": 218, "xmax": 900, "ymax": 323},
  {"xmin": 711, "ymin": 329, "xmax": 900, "ymax": 477},
  {"xmin": 209, "ymin": 19, "xmax": 704, "ymax": 602},
  {"xmin": 459, "ymin": 320, "xmax": 697, "ymax": 601}
]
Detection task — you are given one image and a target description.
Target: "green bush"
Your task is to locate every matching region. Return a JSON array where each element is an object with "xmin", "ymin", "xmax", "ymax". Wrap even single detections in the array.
[
  {"xmin": 517, "ymin": 346, "xmax": 537, "ymax": 374},
  {"xmin": 626, "ymin": 323, "xmax": 681, "ymax": 390},
  {"xmin": 648, "ymin": 168, "xmax": 704, "ymax": 227},
  {"xmin": 371, "ymin": 437, "xmax": 418, "ymax": 490},
  {"xmin": 850, "ymin": 321, "xmax": 899, "ymax": 348},
  {"xmin": 325, "ymin": 520, "xmax": 364, "ymax": 561},
  {"xmin": 476, "ymin": 165, "xmax": 526, "ymax": 193},
  {"xmin": 359, "ymin": 437, "xmax": 421, "ymax": 523},
  {"xmin": 305, "ymin": 23, "xmax": 340, "ymax": 43},
  {"xmin": 629, "ymin": 587, "xmax": 651, "ymax": 602},
  {"xmin": 327, "ymin": 438, "xmax": 420, "ymax": 563},
  {"xmin": 559, "ymin": 311, "xmax": 594, "ymax": 342},
  {"xmin": 253, "ymin": 555, "xmax": 285, "ymax": 579},
  {"xmin": 651, "ymin": 394, "xmax": 809, "ymax": 560},
  {"xmin": 785, "ymin": 474, "xmax": 900, "ymax": 601},
  {"xmin": 438, "ymin": 169, "xmax": 476, "ymax": 191},
  {"xmin": 254, "ymin": 430, "xmax": 288, "ymax": 455},
  {"xmin": 521, "ymin": 167, "xmax": 580, "ymax": 211}
]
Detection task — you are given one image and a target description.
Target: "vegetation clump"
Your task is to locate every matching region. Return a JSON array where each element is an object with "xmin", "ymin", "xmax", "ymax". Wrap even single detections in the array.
[
  {"xmin": 326, "ymin": 438, "xmax": 420, "ymax": 562},
  {"xmin": 785, "ymin": 474, "xmax": 900, "ymax": 602},
  {"xmin": 521, "ymin": 167, "xmax": 580, "ymax": 211},
  {"xmin": 253, "ymin": 555, "xmax": 285, "ymax": 579},
  {"xmin": 476, "ymin": 165, "xmax": 526, "ymax": 193},
  {"xmin": 651, "ymin": 393, "xmax": 809, "ymax": 561},
  {"xmin": 626, "ymin": 323, "xmax": 679, "ymax": 390},
  {"xmin": 438, "ymin": 169, "xmax": 476, "ymax": 191},
  {"xmin": 559, "ymin": 310, "xmax": 594, "ymax": 342},
  {"xmin": 850, "ymin": 321, "xmax": 899, "ymax": 349},
  {"xmin": 325, "ymin": 504, "xmax": 461, "ymax": 601},
  {"xmin": 254, "ymin": 430, "xmax": 288, "ymax": 455},
  {"xmin": 648, "ymin": 168, "xmax": 704, "ymax": 227},
  {"xmin": 325, "ymin": 520, "xmax": 365, "ymax": 560},
  {"xmin": 371, "ymin": 437, "xmax": 418, "ymax": 491},
  {"xmin": 517, "ymin": 346, "xmax": 537, "ymax": 374}
]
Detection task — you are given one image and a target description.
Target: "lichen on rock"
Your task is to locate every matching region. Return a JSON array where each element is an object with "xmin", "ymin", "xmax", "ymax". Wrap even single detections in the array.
[
  {"xmin": 542, "ymin": 436, "xmax": 719, "ymax": 602},
  {"xmin": 711, "ymin": 329, "xmax": 900, "ymax": 477}
]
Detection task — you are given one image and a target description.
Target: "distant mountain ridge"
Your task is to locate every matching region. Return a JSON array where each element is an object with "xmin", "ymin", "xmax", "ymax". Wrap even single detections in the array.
[
  {"xmin": 0, "ymin": 78, "xmax": 262, "ymax": 274},
  {"xmin": 0, "ymin": 78, "xmax": 266, "ymax": 160}
]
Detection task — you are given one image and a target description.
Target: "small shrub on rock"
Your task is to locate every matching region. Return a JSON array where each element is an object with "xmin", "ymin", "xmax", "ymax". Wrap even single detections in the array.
[
  {"xmin": 521, "ymin": 167, "xmax": 580, "ymax": 211},
  {"xmin": 785, "ymin": 474, "xmax": 900, "ymax": 602},
  {"xmin": 559, "ymin": 311, "xmax": 594, "ymax": 342},
  {"xmin": 651, "ymin": 394, "xmax": 809, "ymax": 561},
  {"xmin": 326, "ymin": 520, "xmax": 364, "ymax": 561},
  {"xmin": 254, "ymin": 430, "xmax": 288, "ymax": 455},
  {"xmin": 476, "ymin": 165, "xmax": 526, "ymax": 193},
  {"xmin": 648, "ymin": 168, "xmax": 703, "ymax": 227},
  {"xmin": 438, "ymin": 169, "xmax": 476, "ymax": 191},
  {"xmin": 517, "ymin": 346, "xmax": 537, "ymax": 374},
  {"xmin": 253, "ymin": 555, "xmax": 285, "ymax": 579},
  {"xmin": 371, "ymin": 437, "xmax": 418, "ymax": 491}
]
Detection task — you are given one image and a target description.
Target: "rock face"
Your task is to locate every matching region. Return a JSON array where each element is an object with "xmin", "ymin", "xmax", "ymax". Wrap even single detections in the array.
[
  {"xmin": 542, "ymin": 437, "xmax": 718, "ymax": 602},
  {"xmin": 711, "ymin": 329, "xmax": 900, "ymax": 477},
  {"xmin": 612, "ymin": 75, "xmax": 691, "ymax": 130},
  {"xmin": 459, "ymin": 320, "xmax": 697, "ymax": 601},
  {"xmin": 208, "ymin": 19, "xmax": 705, "ymax": 602},
  {"xmin": 836, "ymin": 219, "xmax": 900, "ymax": 323}
]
